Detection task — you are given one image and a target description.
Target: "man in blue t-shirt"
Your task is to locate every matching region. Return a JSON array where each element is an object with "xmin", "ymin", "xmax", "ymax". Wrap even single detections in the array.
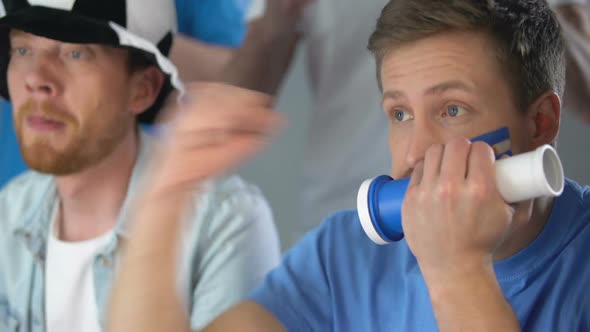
[
  {"xmin": 0, "ymin": 0, "xmax": 256, "ymax": 188},
  {"xmin": 106, "ymin": 1, "xmax": 590, "ymax": 331}
]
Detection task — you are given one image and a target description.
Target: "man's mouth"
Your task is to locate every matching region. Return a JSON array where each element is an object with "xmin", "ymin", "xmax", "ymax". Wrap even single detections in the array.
[{"xmin": 26, "ymin": 114, "xmax": 66, "ymax": 132}]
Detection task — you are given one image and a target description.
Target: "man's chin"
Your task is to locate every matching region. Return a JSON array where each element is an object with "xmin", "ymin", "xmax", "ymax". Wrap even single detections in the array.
[
  {"xmin": 25, "ymin": 158, "xmax": 87, "ymax": 176},
  {"xmin": 21, "ymin": 148, "xmax": 89, "ymax": 176}
]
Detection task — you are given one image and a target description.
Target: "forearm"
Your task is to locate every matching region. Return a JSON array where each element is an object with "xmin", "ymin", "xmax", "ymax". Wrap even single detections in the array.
[
  {"xmin": 107, "ymin": 83, "xmax": 282, "ymax": 332},
  {"xmin": 220, "ymin": 19, "xmax": 300, "ymax": 96},
  {"xmin": 106, "ymin": 191, "xmax": 194, "ymax": 332},
  {"xmin": 425, "ymin": 264, "xmax": 520, "ymax": 332},
  {"xmin": 170, "ymin": 34, "xmax": 235, "ymax": 82}
]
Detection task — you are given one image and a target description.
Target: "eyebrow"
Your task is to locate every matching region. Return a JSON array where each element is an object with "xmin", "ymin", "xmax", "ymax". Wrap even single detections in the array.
[
  {"xmin": 425, "ymin": 80, "xmax": 474, "ymax": 95},
  {"xmin": 382, "ymin": 90, "xmax": 405, "ymax": 102},
  {"xmin": 382, "ymin": 80, "xmax": 475, "ymax": 102},
  {"xmin": 9, "ymin": 30, "xmax": 29, "ymax": 39}
]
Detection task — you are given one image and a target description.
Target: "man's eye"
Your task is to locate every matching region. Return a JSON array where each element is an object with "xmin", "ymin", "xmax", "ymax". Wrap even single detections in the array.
[
  {"xmin": 13, "ymin": 47, "xmax": 30, "ymax": 56},
  {"xmin": 443, "ymin": 105, "xmax": 467, "ymax": 118},
  {"xmin": 70, "ymin": 50, "xmax": 83, "ymax": 59},
  {"xmin": 393, "ymin": 110, "xmax": 412, "ymax": 122}
]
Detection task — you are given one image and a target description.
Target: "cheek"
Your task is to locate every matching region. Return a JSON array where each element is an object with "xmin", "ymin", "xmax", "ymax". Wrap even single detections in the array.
[
  {"xmin": 487, "ymin": 108, "xmax": 530, "ymax": 152},
  {"xmin": 7, "ymin": 64, "xmax": 24, "ymax": 101},
  {"xmin": 507, "ymin": 122, "xmax": 531, "ymax": 153},
  {"xmin": 78, "ymin": 89, "xmax": 133, "ymax": 134},
  {"xmin": 388, "ymin": 127, "xmax": 408, "ymax": 176},
  {"xmin": 61, "ymin": 84, "xmax": 101, "ymax": 129},
  {"xmin": 99, "ymin": 76, "xmax": 133, "ymax": 108}
]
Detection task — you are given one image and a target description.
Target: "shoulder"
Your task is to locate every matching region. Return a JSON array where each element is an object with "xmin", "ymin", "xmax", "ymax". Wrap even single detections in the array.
[
  {"xmin": 550, "ymin": 180, "xmax": 590, "ymax": 327},
  {"xmin": 1, "ymin": 171, "xmax": 51, "ymax": 194},
  {"xmin": 182, "ymin": 174, "xmax": 276, "ymax": 244},
  {"xmin": 0, "ymin": 171, "xmax": 53, "ymax": 229},
  {"xmin": 0, "ymin": 171, "xmax": 53, "ymax": 266},
  {"xmin": 282, "ymin": 209, "xmax": 416, "ymax": 283},
  {"xmin": 551, "ymin": 178, "xmax": 590, "ymax": 263},
  {"xmin": 197, "ymin": 175, "xmax": 270, "ymax": 214},
  {"xmin": 557, "ymin": 178, "xmax": 590, "ymax": 221},
  {"xmin": 179, "ymin": 175, "xmax": 281, "ymax": 326},
  {"xmin": 309, "ymin": 209, "xmax": 370, "ymax": 244},
  {"xmin": 566, "ymin": 178, "xmax": 590, "ymax": 204},
  {"xmin": 285, "ymin": 209, "xmax": 383, "ymax": 262}
]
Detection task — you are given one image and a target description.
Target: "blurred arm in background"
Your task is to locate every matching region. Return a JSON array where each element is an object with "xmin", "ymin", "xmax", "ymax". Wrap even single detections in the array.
[
  {"xmin": 170, "ymin": 0, "xmax": 261, "ymax": 82},
  {"xmin": 171, "ymin": 0, "xmax": 312, "ymax": 96},
  {"xmin": 552, "ymin": 1, "xmax": 590, "ymax": 123}
]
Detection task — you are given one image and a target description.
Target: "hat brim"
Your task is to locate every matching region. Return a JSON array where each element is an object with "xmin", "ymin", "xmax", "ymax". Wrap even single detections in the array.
[{"xmin": 0, "ymin": 6, "xmax": 175, "ymax": 124}]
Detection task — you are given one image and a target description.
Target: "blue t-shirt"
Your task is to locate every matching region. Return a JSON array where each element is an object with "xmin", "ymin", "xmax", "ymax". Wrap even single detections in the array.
[
  {"xmin": 0, "ymin": 0, "xmax": 251, "ymax": 188},
  {"xmin": 249, "ymin": 178, "xmax": 590, "ymax": 331}
]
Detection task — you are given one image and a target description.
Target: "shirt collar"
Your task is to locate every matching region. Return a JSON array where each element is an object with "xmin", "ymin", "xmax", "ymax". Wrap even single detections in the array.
[{"xmin": 12, "ymin": 129, "xmax": 157, "ymax": 255}]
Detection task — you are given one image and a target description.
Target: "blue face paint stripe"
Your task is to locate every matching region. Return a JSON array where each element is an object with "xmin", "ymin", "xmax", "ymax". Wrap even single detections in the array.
[{"xmin": 471, "ymin": 127, "xmax": 513, "ymax": 159}]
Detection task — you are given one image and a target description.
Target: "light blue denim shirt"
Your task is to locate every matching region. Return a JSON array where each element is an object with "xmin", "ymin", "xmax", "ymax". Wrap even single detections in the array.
[{"xmin": 0, "ymin": 130, "xmax": 281, "ymax": 331}]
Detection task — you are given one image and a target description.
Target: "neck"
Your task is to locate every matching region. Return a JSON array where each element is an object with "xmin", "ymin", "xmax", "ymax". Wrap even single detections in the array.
[
  {"xmin": 493, "ymin": 195, "xmax": 555, "ymax": 261},
  {"xmin": 55, "ymin": 129, "xmax": 140, "ymax": 242}
]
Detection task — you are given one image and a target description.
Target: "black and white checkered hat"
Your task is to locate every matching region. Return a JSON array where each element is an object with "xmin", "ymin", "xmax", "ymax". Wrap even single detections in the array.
[{"xmin": 0, "ymin": 0, "xmax": 184, "ymax": 123}]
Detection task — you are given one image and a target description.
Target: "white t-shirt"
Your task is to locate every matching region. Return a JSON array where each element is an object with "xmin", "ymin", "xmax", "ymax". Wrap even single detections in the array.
[
  {"xmin": 292, "ymin": 0, "xmax": 390, "ymax": 244},
  {"xmin": 45, "ymin": 205, "xmax": 114, "ymax": 332}
]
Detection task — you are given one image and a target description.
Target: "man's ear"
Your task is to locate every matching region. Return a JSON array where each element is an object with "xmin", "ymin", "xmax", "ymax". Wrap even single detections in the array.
[
  {"xmin": 129, "ymin": 66, "xmax": 165, "ymax": 116},
  {"xmin": 526, "ymin": 91, "xmax": 561, "ymax": 148}
]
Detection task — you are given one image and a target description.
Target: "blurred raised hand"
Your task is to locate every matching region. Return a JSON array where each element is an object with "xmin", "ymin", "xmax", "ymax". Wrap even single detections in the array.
[{"xmin": 148, "ymin": 82, "xmax": 284, "ymax": 198}]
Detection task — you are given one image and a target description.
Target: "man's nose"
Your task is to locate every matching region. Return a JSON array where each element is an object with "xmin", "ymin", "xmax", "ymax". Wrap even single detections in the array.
[
  {"xmin": 405, "ymin": 122, "xmax": 443, "ymax": 169},
  {"xmin": 23, "ymin": 55, "xmax": 61, "ymax": 99}
]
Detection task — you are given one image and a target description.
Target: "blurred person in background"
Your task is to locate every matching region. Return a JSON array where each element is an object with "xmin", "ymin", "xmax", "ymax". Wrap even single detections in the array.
[
  {"xmin": 0, "ymin": 1, "xmax": 279, "ymax": 331},
  {"xmin": 0, "ymin": 0, "xmax": 265, "ymax": 188}
]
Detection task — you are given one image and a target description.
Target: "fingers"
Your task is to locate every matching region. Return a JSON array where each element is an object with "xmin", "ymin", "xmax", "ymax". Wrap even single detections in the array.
[
  {"xmin": 157, "ymin": 83, "xmax": 275, "ymax": 129},
  {"xmin": 408, "ymin": 160, "xmax": 424, "ymax": 188},
  {"xmin": 174, "ymin": 106, "xmax": 282, "ymax": 135},
  {"xmin": 174, "ymin": 116, "xmax": 284, "ymax": 151},
  {"xmin": 181, "ymin": 133, "xmax": 271, "ymax": 167},
  {"xmin": 164, "ymin": 82, "xmax": 281, "ymax": 137},
  {"xmin": 146, "ymin": 82, "xmax": 286, "ymax": 197},
  {"xmin": 408, "ymin": 137, "xmax": 485, "ymax": 190},
  {"xmin": 154, "ymin": 82, "xmax": 285, "ymax": 159},
  {"xmin": 466, "ymin": 141, "xmax": 496, "ymax": 187},
  {"xmin": 439, "ymin": 137, "xmax": 471, "ymax": 184},
  {"xmin": 421, "ymin": 144, "xmax": 444, "ymax": 185},
  {"xmin": 183, "ymin": 82, "xmax": 274, "ymax": 106}
]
